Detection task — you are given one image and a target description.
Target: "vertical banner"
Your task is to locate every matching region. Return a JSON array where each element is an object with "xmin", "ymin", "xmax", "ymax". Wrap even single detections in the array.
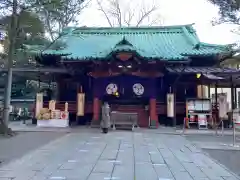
[
  {"xmin": 218, "ymin": 93, "xmax": 228, "ymax": 118},
  {"xmin": 48, "ymin": 100, "xmax": 56, "ymax": 111},
  {"xmin": 77, "ymin": 93, "xmax": 85, "ymax": 116},
  {"xmin": 197, "ymin": 85, "xmax": 208, "ymax": 98},
  {"xmin": 212, "ymin": 93, "xmax": 228, "ymax": 118},
  {"xmin": 35, "ymin": 93, "xmax": 43, "ymax": 118},
  {"xmin": 167, "ymin": 93, "xmax": 174, "ymax": 117},
  {"xmin": 64, "ymin": 102, "xmax": 68, "ymax": 112}
]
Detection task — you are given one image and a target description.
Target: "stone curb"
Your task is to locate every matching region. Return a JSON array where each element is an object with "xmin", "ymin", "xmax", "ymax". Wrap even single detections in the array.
[{"xmin": 202, "ymin": 150, "xmax": 240, "ymax": 179}]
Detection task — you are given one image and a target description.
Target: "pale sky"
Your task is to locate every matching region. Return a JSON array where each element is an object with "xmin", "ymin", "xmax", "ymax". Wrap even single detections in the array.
[{"xmin": 77, "ymin": 0, "xmax": 240, "ymax": 45}]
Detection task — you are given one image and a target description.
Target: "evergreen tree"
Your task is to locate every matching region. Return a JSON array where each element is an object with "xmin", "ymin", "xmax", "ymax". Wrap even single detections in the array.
[{"xmin": 209, "ymin": 0, "xmax": 240, "ymax": 25}]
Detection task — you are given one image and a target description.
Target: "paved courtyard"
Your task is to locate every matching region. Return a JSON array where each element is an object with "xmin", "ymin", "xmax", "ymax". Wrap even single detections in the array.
[
  {"xmin": 0, "ymin": 132, "xmax": 66, "ymax": 165},
  {"xmin": 0, "ymin": 130, "xmax": 239, "ymax": 180}
]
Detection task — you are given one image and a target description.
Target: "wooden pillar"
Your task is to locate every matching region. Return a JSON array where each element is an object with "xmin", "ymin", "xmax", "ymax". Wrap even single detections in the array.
[
  {"xmin": 173, "ymin": 86, "xmax": 177, "ymax": 127},
  {"xmin": 234, "ymin": 87, "xmax": 237, "ymax": 108},
  {"xmin": 231, "ymin": 77, "xmax": 235, "ymax": 110},
  {"xmin": 149, "ymin": 98, "xmax": 158, "ymax": 128},
  {"xmin": 214, "ymin": 83, "xmax": 218, "ymax": 125},
  {"xmin": 214, "ymin": 83, "xmax": 218, "ymax": 107},
  {"xmin": 208, "ymin": 85, "xmax": 211, "ymax": 98},
  {"xmin": 230, "ymin": 77, "xmax": 234, "ymax": 126},
  {"xmin": 93, "ymin": 97, "xmax": 100, "ymax": 121}
]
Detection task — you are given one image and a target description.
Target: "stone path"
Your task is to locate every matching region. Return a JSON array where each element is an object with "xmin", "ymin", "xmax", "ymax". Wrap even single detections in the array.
[
  {"xmin": 0, "ymin": 131, "xmax": 239, "ymax": 180},
  {"xmin": 0, "ymin": 132, "xmax": 66, "ymax": 165}
]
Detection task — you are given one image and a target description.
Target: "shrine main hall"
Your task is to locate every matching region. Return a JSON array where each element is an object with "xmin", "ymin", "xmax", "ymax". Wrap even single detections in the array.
[{"xmin": 30, "ymin": 24, "xmax": 238, "ymax": 128}]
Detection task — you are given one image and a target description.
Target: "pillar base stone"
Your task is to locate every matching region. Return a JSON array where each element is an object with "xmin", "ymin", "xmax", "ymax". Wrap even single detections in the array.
[{"xmin": 149, "ymin": 120, "xmax": 158, "ymax": 129}]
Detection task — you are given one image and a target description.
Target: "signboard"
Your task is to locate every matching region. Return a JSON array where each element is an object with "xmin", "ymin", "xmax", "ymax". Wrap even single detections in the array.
[
  {"xmin": 186, "ymin": 99, "xmax": 211, "ymax": 111},
  {"xmin": 233, "ymin": 109, "xmax": 240, "ymax": 124}
]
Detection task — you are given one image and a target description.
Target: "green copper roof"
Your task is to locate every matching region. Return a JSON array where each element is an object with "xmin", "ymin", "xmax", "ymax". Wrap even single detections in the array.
[{"xmin": 41, "ymin": 25, "xmax": 231, "ymax": 61}]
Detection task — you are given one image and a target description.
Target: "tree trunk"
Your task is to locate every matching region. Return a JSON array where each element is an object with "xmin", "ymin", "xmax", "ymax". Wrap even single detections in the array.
[
  {"xmin": 1, "ymin": 0, "xmax": 18, "ymax": 135},
  {"xmin": 0, "ymin": 118, "xmax": 15, "ymax": 136}
]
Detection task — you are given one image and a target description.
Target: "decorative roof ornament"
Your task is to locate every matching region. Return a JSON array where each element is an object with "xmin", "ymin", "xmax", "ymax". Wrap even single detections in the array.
[{"xmin": 115, "ymin": 37, "xmax": 133, "ymax": 47}]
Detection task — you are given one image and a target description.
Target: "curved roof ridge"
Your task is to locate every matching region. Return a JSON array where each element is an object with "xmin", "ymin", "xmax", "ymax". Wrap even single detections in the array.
[
  {"xmin": 63, "ymin": 24, "xmax": 195, "ymax": 34},
  {"xmin": 111, "ymin": 36, "xmax": 145, "ymax": 53},
  {"xmin": 181, "ymin": 26, "xmax": 199, "ymax": 47},
  {"xmin": 115, "ymin": 36, "xmax": 133, "ymax": 47},
  {"xmin": 200, "ymin": 42, "xmax": 234, "ymax": 48}
]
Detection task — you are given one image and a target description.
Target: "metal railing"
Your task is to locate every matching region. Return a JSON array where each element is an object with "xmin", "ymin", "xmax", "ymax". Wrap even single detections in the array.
[
  {"xmin": 214, "ymin": 118, "xmax": 225, "ymax": 136},
  {"xmin": 232, "ymin": 120, "xmax": 240, "ymax": 147}
]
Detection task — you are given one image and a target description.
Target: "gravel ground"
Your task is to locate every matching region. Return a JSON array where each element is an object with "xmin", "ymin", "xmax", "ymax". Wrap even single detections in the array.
[
  {"xmin": 186, "ymin": 135, "xmax": 240, "ymax": 176},
  {"xmin": 0, "ymin": 131, "xmax": 67, "ymax": 166}
]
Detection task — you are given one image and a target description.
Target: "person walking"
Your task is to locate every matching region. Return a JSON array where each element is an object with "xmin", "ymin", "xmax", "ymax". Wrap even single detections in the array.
[{"xmin": 101, "ymin": 102, "xmax": 111, "ymax": 133}]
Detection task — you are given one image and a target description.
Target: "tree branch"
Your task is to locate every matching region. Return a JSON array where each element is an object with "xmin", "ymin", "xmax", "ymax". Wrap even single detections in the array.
[
  {"xmin": 111, "ymin": 0, "xmax": 122, "ymax": 26},
  {"xmin": 96, "ymin": 0, "xmax": 113, "ymax": 27},
  {"xmin": 123, "ymin": 7, "xmax": 135, "ymax": 26},
  {"xmin": 136, "ymin": 5, "xmax": 157, "ymax": 27}
]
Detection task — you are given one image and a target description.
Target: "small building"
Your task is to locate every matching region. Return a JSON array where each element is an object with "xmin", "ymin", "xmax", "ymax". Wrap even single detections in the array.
[{"xmin": 32, "ymin": 24, "xmax": 237, "ymax": 128}]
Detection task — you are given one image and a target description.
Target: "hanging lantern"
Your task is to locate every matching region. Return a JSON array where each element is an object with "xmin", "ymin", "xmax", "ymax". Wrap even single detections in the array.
[
  {"xmin": 196, "ymin": 73, "xmax": 201, "ymax": 79},
  {"xmin": 113, "ymin": 91, "xmax": 119, "ymax": 97},
  {"xmin": 112, "ymin": 91, "xmax": 119, "ymax": 97}
]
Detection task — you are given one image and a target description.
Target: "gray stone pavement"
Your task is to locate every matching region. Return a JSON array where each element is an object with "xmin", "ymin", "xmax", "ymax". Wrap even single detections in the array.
[
  {"xmin": 0, "ymin": 132, "xmax": 66, "ymax": 165},
  {"xmin": 0, "ymin": 131, "xmax": 239, "ymax": 180}
]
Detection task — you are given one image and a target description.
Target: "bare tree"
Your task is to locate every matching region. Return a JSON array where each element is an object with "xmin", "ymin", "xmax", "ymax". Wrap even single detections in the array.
[
  {"xmin": 96, "ymin": 0, "xmax": 162, "ymax": 27},
  {"xmin": 209, "ymin": 0, "xmax": 240, "ymax": 39}
]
